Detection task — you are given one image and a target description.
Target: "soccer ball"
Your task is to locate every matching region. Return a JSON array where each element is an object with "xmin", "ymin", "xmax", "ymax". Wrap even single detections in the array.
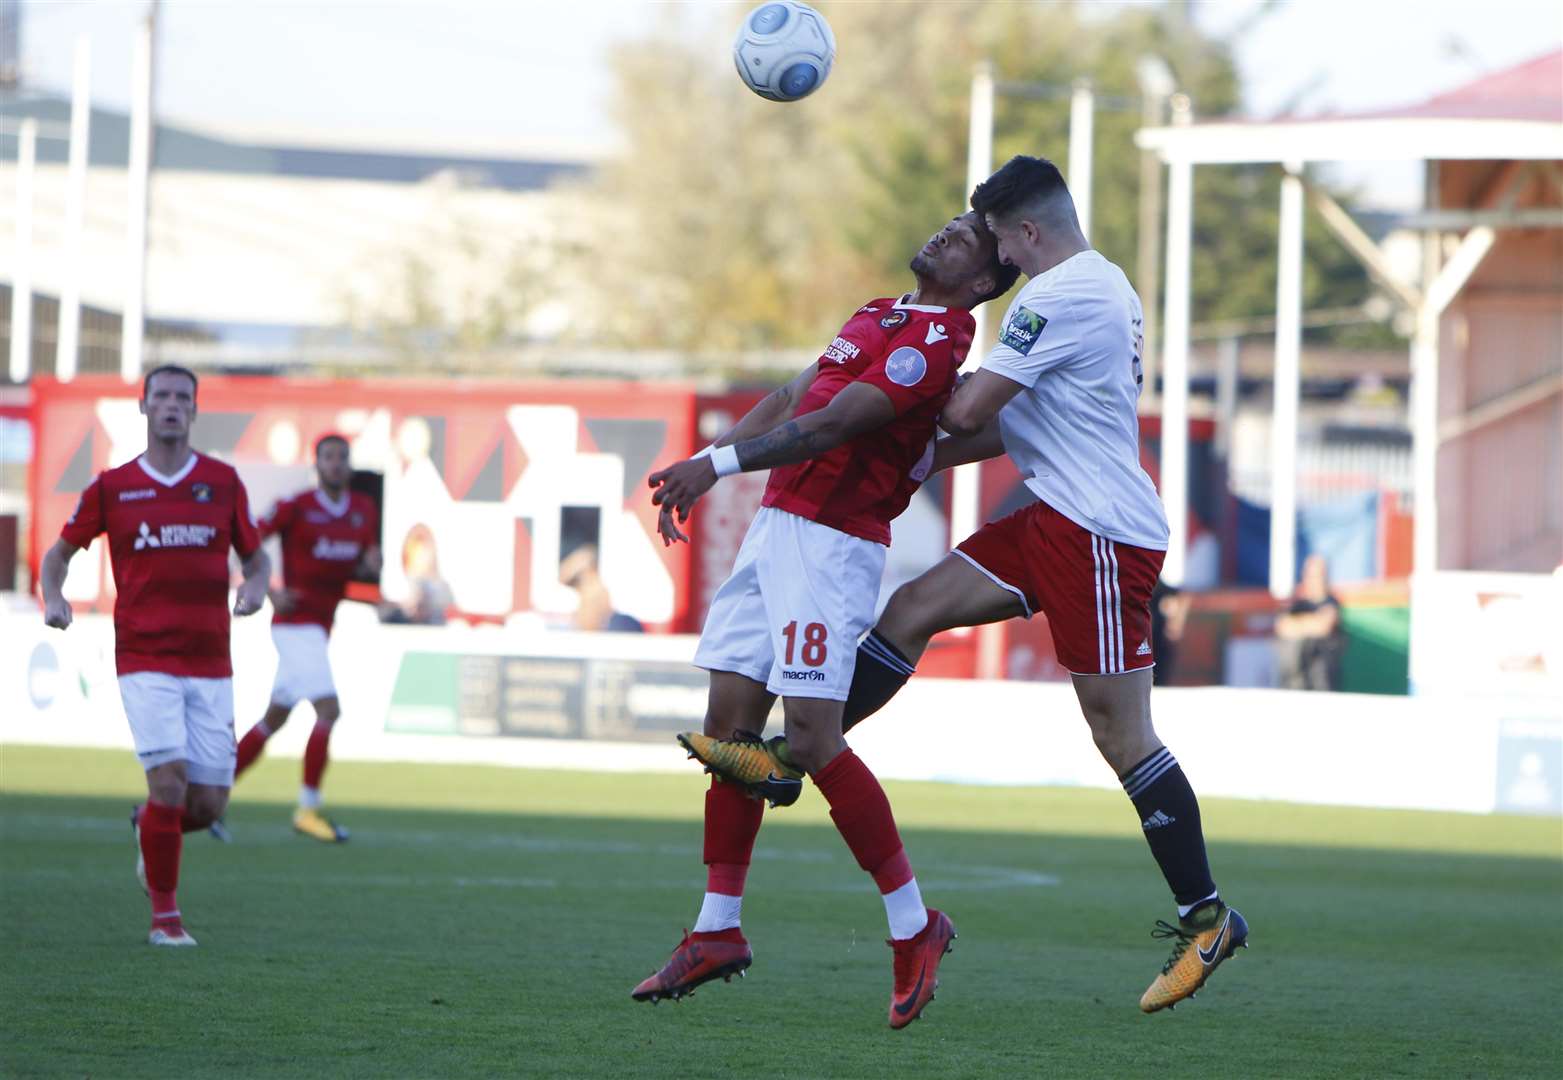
[{"xmin": 732, "ymin": 2, "xmax": 836, "ymax": 103}]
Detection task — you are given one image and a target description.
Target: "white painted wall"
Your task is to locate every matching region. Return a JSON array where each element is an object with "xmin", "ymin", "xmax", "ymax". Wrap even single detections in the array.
[{"xmin": 4, "ymin": 611, "xmax": 1557, "ymax": 815}]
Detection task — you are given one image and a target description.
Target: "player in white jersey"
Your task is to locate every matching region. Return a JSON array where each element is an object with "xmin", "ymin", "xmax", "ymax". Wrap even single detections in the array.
[{"xmin": 690, "ymin": 157, "xmax": 1248, "ymax": 1013}]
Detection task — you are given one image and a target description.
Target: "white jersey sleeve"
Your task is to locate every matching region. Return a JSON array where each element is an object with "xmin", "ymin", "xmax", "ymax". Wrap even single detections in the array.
[{"xmin": 983, "ymin": 292, "xmax": 1079, "ymax": 387}]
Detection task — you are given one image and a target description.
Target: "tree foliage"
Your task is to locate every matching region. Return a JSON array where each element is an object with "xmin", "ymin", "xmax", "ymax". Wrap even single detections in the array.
[{"xmin": 573, "ymin": 1, "xmax": 1378, "ymax": 357}]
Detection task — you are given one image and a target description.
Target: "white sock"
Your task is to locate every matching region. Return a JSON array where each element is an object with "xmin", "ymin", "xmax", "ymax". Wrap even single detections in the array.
[
  {"xmin": 692, "ymin": 891, "xmax": 743, "ymax": 933},
  {"xmin": 1177, "ymin": 889, "xmax": 1221, "ymax": 919},
  {"xmin": 299, "ymin": 786, "xmax": 322, "ymax": 810},
  {"xmin": 883, "ymin": 878, "xmax": 928, "ymax": 941}
]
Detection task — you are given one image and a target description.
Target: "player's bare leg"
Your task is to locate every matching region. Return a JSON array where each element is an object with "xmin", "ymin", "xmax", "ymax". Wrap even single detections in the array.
[
  {"xmin": 684, "ymin": 554, "xmax": 1023, "ymax": 794},
  {"xmin": 137, "ymin": 762, "xmax": 202, "ymax": 946},
  {"xmin": 293, "ymin": 696, "xmax": 349, "ymax": 842},
  {"xmin": 235, "ymin": 701, "xmax": 293, "ymax": 778},
  {"xmin": 1072, "ymin": 668, "xmax": 1247, "ymax": 1011},
  {"xmin": 221, "ymin": 701, "xmax": 294, "ymax": 842},
  {"xmin": 785, "ymin": 695, "xmax": 954, "ymax": 1028},
  {"xmin": 632, "ymin": 671, "xmax": 773, "ymax": 1003},
  {"xmin": 871, "ymin": 551, "xmax": 1027, "ymax": 667}
]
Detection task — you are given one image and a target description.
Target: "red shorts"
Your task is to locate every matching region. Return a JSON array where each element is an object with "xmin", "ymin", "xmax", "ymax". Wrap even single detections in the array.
[{"xmin": 955, "ymin": 500, "xmax": 1165, "ymax": 676}]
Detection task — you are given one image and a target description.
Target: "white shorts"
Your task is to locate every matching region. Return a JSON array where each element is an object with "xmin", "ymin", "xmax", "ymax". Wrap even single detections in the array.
[
  {"xmin": 693, "ymin": 507, "xmax": 885, "ymax": 700},
  {"xmin": 270, "ymin": 623, "xmax": 337, "ymax": 708},
  {"xmin": 117, "ymin": 672, "xmax": 237, "ymax": 786}
]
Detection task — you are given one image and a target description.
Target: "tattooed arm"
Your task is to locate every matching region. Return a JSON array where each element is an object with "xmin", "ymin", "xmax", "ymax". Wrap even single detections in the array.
[
  {"xmin": 710, "ymin": 362, "xmax": 821, "ymax": 448},
  {"xmin": 647, "ymin": 382, "xmax": 896, "ymax": 542},
  {"xmin": 728, "ymin": 381, "xmax": 895, "ymax": 471}
]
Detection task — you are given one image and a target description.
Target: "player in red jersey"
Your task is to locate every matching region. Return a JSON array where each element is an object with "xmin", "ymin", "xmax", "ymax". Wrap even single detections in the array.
[
  {"xmin": 629, "ymin": 212, "xmax": 1019, "ymax": 1027},
  {"xmin": 693, "ymin": 157, "xmax": 1248, "ymax": 1014},
  {"xmin": 39, "ymin": 365, "xmax": 270, "ymax": 947},
  {"xmin": 231, "ymin": 434, "xmax": 381, "ymax": 843}
]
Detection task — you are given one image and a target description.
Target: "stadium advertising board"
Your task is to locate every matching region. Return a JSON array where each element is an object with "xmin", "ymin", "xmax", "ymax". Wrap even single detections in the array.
[{"xmin": 3, "ymin": 609, "xmax": 1554, "ymax": 816}]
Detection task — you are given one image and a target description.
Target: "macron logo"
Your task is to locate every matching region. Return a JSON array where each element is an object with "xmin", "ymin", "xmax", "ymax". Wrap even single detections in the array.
[
  {"xmin": 1141, "ymin": 810, "xmax": 1176, "ymax": 830},
  {"xmin": 925, "ymin": 323, "xmax": 948, "ymax": 345}
]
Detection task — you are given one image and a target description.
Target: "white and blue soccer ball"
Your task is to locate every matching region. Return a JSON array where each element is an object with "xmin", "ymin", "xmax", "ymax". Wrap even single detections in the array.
[{"xmin": 732, "ymin": 2, "xmax": 836, "ymax": 103}]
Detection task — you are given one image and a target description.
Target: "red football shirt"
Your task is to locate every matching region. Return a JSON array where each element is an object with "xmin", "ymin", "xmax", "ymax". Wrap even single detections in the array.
[
  {"xmin": 59, "ymin": 452, "xmax": 261, "ymax": 678},
  {"xmin": 259, "ymin": 489, "xmax": 379, "ymax": 632},
  {"xmin": 762, "ymin": 296, "xmax": 975, "ymax": 545}
]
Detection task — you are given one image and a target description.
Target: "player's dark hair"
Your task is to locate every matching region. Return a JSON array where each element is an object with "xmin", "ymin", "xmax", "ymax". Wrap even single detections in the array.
[
  {"xmin": 973, "ymin": 221, "xmax": 1022, "ymax": 306},
  {"xmin": 315, "ymin": 433, "xmax": 350, "ymax": 457},
  {"xmin": 971, "ymin": 155, "xmax": 1075, "ymax": 229},
  {"xmin": 141, "ymin": 364, "xmax": 198, "ymax": 400}
]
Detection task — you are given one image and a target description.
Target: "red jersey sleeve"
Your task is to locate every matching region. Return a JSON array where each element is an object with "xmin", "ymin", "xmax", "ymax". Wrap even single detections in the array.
[
  {"xmin": 856, "ymin": 322, "xmax": 961, "ymax": 415},
  {"xmin": 232, "ymin": 477, "xmax": 261, "ymax": 558},
  {"xmin": 59, "ymin": 475, "xmax": 105, "ymax": 550},
  {"xmin": 257, "ymin": 494, "xmax": 295, "ymax": 539}
]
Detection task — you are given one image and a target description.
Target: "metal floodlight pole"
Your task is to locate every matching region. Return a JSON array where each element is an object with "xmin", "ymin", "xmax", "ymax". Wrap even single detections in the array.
[
  {"xmin": 1068, "ymin": 79, "xmax": 1094, "ymax": 238},
  {"xmin": 8, "ymin": 118, "xmax": 37, "ymax": 383},
  {"xmin": 1269, "ymin": 162, "xmax": 1305, "ymax": 599},
  {"xmin": 122, "ymin": 9, "xmax": 156, "ymax": 383},
  {"xmin": 952, "ymin": 61, "xmax": 995, "ymax": 551},
  {"xmin": 56, "ymin": 36, "xmax": 92, "ymax": 383},
  {"xmin": 1135, "ymin": 56, "xmax": 1174, "ymax": 403},
  {"xmin": 1158, "ymin": 95, "xmax": 1194, "ymax": 586}
]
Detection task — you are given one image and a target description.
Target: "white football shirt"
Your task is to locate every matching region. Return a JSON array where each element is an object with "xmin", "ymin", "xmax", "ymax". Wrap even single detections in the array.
[{"xmin": 980, "ymin": 250, "xmax": 1170, "ymax": 551}]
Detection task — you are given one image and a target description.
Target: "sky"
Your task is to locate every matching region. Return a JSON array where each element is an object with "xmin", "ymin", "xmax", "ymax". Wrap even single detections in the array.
[{"xmin": 12, "ymin": 0, "xmax": 1563, "ymax": 204}]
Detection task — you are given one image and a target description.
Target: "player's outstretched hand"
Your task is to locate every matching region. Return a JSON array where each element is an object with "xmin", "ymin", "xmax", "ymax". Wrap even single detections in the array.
[
  {"xmin": 43, "ymin": 597, "xmax": 73, "ymax": 630},
  {"xmin": 657, "ymin": 504, "xmax": 690, "ymax": 547},
  {"xmin": 647, "ymin": 457, "xmax": 719, "ymax": 526},
  {"xmin": 234, "ymin": 579, "xmax": 267, "ymax": 617}
]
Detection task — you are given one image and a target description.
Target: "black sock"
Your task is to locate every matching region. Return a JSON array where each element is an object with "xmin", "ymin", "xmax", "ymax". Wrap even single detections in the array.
[
  {"xmin": 1121, "ymin": 747, "xmax": 1217, "ymax": 909},
  {"xmin": 841, "ymin": 630, "xmax": 916, "ymax": 735}
]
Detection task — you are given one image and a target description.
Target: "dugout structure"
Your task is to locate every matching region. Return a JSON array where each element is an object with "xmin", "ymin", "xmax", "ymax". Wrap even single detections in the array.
[{"xmin": 1137, "ymin": 49, "xmax": 1563, "ymax": 694}]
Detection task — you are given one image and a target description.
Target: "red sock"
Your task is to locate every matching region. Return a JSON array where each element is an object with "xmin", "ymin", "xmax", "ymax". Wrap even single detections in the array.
[
  {"xmin": 302, "ymin": 723, "xmax": 331, "ymax": 792},
  {"xmin": 704, "ymin": 777, "xmax": 764, "ymax": 895},
  {"xmin": 139, "ymin": 800, "xmax": 183, "ymax": 923},
  {"xmin": 235, "ymin": 721, "xmax": 272, "ymax": 778},
  {"xmin": 813, "ymin": 749, "xmax": 914, "ymax": 894}
]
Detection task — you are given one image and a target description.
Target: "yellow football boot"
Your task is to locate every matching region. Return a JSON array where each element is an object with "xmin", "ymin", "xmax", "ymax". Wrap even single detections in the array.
[
  {"xmin": 292, "ymin": 807, "xmax": 349, "ymax": 843},
  {"xmin": 677, "ymin": 730, "xmax": 804, "ymax": 808},
  {"xmin": 1140, "ymin": 901, "xmax": 1249, "ymax": 1013}
]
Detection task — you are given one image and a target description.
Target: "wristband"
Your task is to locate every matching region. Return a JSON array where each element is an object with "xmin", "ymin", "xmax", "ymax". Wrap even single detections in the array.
[
  {"xmin": 710, "ymin": 444, "xmax": 742, "ymax": 478},
  {"xmin": 693, "ymin": 443, "xmax": 716, "ymax": 459}
]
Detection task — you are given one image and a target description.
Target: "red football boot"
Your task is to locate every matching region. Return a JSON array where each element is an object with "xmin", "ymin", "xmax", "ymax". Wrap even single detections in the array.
[
  {"xmin": 888, "ymin": 909, "xmax": 955, "ymax": 1029},
  {"xmin": 630, "ymin": 928, "xmax": 752, "ymax": 1004}
]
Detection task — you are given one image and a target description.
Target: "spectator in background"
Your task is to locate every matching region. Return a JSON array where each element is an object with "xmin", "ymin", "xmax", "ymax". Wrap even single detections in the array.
[
  {"xmin": 378, "ymin": 523, "xmax": 453, "ymax": 625},
  {"xmin": 1275, "ymin": 554, "xmax": 1344, "ymax": 691},
  {"xmin": 559, "ymin": 544, "xmax": 643, "ymax": 633},
  {"xmin": 1150, "ymin": 581, "xmax": 1191, "ymax": 687}
]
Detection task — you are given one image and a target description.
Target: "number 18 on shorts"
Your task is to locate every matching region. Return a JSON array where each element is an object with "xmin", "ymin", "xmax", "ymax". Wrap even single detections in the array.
[{"xmin": 693, "ymin": 507, "xmax": 885, "ymax": 701}]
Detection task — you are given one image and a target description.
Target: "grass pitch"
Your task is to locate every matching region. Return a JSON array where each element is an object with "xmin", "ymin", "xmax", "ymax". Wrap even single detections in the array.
[{"xmin": 2, "ymin": 744, "xmax": 1560, "ymax": 1079}]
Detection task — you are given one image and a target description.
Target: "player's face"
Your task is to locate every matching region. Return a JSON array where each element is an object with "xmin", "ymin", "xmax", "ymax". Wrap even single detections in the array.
[
  {"xmin": 909, "ymin": 212, "xmax": 991, "ymax": 289},
  {"xmin": 139, "ymin": 372, "xmax": 197, "ymax": 443},
  {"xmin": 316, "ymin": 440, "xmax": 351, "ymax": 489},
  {"xmin": 983, "ymin": 212, "xmax": 1033, "ymax": 271}
]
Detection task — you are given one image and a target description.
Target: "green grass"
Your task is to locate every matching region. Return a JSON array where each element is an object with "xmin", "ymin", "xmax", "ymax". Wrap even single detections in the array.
[{"xmin": 2, "ymin": 744, "xmax": 1560, "ymax": 1079}]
